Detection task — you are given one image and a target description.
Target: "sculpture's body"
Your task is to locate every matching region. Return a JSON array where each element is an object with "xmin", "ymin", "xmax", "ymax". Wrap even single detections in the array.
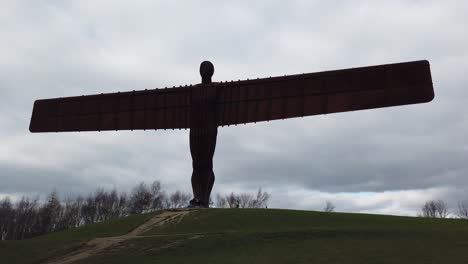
[
  {"xmin": 189, "ymin": 62, "xmax": 217, "ymax": 207},
  {"xmin": 29, "ymin": 60, "xmax": 434, "ymax": 208}
]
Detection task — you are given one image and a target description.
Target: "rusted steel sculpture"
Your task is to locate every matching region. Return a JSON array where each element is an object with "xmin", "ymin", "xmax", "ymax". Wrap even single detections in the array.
[{"xmin": 30, "ymin": 60, "xmax": 434, "ymax": 207}]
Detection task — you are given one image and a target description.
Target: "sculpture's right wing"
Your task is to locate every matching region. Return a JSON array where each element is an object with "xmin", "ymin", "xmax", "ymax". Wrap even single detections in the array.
[
  {"xmin": 215, "ymin": 60, "xmax": 434, "ymax": 126},
  {"xmin": 30, "ymin": 86, "xmax": 193, "ymax": 132}
]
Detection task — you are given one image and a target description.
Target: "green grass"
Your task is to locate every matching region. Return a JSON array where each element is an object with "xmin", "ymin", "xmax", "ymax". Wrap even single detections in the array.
[
  {"xmin": 144, "ymin": 208, "xmax": 468, "ymax": 235},
  {"xmin": 0, "ymin": 212, "xmax": 158, "ymax": 264},
  {"xmin": 4, "ymin": 209, "xmax": 468, "ymax": 264}
]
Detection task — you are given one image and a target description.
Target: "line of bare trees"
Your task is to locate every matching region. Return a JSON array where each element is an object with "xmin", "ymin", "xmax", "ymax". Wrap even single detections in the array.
[
  {"xmin": 214, "ymin": 189, "xmax": 270, "ymax": 208},
  {"xmin": 0, "ymin": 181, "xmax": 270, "ymax": 241},
  {"xmin": 419, "ymin": 199, "xmax": 468, "ymax": 219}
]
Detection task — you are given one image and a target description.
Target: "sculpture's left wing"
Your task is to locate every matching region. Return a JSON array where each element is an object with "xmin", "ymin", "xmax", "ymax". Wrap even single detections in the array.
[{"xmin": 215, "ymin": 60, "xmax": 434, "ymax": 126}]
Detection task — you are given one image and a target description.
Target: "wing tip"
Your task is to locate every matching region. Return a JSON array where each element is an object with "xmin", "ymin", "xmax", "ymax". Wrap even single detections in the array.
[
  {"xmin": 29, "ymin": 125, "xmax": 40, "ymax": 133},
  {"xmin": 29, "ymin": 100, "xmax": 39, "ymax": 133},
  {"xmin": 425, "ymin": 87, "xmax": 435, "ymax": 103}
]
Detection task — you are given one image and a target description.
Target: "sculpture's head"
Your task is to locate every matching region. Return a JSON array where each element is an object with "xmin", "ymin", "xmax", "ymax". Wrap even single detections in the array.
[{"xmin": 200, "ymin": 61, "xmax": 214, "ymax": 84}]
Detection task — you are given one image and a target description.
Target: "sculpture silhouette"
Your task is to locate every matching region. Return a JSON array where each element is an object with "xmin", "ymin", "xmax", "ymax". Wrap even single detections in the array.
[
  {"xmin": 189, "ymin": 61, "xmax": 218, "ymax": 207},
  {"xmin": 30, "ymin": 60, "xmax": 434, "ymax": 208}
]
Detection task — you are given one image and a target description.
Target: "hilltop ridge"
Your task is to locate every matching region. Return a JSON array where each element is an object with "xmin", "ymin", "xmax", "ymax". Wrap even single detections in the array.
[{"xmin": 2, "ymin": 209, "xmax": 468, "ymax": 263}]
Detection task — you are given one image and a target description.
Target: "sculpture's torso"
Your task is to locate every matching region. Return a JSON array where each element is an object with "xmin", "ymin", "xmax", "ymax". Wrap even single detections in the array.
[
  {"xmin": 190, "ymin": 83, "xmax": 217, "ymax": 131},
  {"xmin": 189, "ymin": 83, "xmax": 218, "ymax": 206}
]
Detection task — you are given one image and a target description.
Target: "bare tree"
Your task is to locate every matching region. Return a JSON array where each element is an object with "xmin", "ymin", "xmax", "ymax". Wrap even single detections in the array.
[
  {"xmin": 107, "ymin": 189, "xmax": 121, "ymax": 220},
  {"xmin": 96, "ymin": 189, "xmax": 122, "ymax": 221},
  {"xmin": 434, "ymin": 200, "xmax": 449, "ymax": 218},
  {"xmin": 421, "ymin": 200, "xmax": 437, "ymax": 218},
  {"xmin": 81, "ymin": 193, "xmax": 98, "ymax": 225},
  {"xmin": 323, "ymin": 201, "xmax": 335, "ymax": 212},
  {"xmin": 457, "ymin": 201, "xmax": 468, "ymax": 219},
  {"xmin": 116, "ymin": 192, "xmax": 129, "ymax": 217},
  {"xmin": 15, "ymin": 196, "xmax": 40, "ymax": 240},
  {"xmin": 226, "ymin": 192, "xmax": 239, "ymax": 208},
  {"xmin": 0, "ymin": 197, "xmax": 14, "ymax": 240},
  {"xmin": 38, "ymin": 191, "xmax": 62, "ymax": 234},
  {"xmin": 421, "ymin": 200, "xmax": 449, "ymax": 218},
  {"xmin": 57, "ymin": 197, "xmax": 83, "ymax": 230},
  {"xmin": 168, "ymin": 190, "xmax": 191, "ymax": 208},
  {"xmin": 215, "ymin": 189, "xmax": 271, "ymax": 208},
  {"xmin": 238, "ymin": 193, "xmax": 253, "ymax": 208},
  {"xmin": 129, "ymin": 182, "xmax": 153, "ymax": 214},
  {"xmin": 209, "ymin": 196, "xmax": 214, "ymax": 207},
  {"xmin": 149, "ymin": 181, "xmax": 166, "ymax": 210},
  {"xmin": 215, "ymin": 193, "xmax": 227, "ymax": 208},
  {"xmin": 251, "ymin": 188, "xmax": 270, "ymax": 208},
  {"xmin": 93, "ymin": 188, "xmax": 109, "ymax": 222}
]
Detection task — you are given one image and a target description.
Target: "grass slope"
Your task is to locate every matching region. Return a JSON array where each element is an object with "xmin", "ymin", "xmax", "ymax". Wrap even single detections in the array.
[
  {"xmin": 4, "ymin": 209, "xmax": 468, "ymax": 264},
  {"xmin": 0, "ymin": 212, "xmax": 158, "ymax": 264}
]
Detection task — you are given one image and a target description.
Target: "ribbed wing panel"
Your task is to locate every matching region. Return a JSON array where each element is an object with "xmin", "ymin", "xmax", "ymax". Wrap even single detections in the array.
[
  {"xmin": 30, "ymin": 86, "xmax": 192, "ymax": 132},
  {"xmin": 215, "ymin": 60, "xmax": 434, "ymax": 126},
  {"xmin": 30, "ymin": 60, "xmax": 434, "ymax": 132}
]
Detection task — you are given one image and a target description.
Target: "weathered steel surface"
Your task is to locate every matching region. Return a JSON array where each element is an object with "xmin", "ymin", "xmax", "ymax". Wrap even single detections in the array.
[
  {"xmin": 30, "ymin": 60, "xmax": 433, "ymax": 133},
  {"xmin": 189, "ymin": 61, "xmax": 217, "ymax": 207},
  {"xmin": 215, "ymin": 60, "xmax": 433, "ymax": 126},
  {"xmin": 29, "ymin": 86, "xmax": 192, "ymax": 132}
]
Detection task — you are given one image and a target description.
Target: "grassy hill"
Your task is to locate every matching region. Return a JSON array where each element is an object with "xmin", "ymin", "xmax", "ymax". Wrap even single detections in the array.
[{"xmin": 2, "ymin": 209, "xmax": 468, "ymax": 263}]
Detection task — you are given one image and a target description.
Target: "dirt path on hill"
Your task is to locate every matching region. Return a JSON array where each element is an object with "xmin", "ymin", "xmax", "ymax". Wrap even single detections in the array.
[{"xmin": 44, "ymin": 209, "xmax": 192, "ymax": 264}]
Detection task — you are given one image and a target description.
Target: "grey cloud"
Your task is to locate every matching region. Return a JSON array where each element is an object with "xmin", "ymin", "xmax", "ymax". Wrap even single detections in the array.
[{"xmin": 1, "ymin": 1, "xmax": 468, "ymax": 216}]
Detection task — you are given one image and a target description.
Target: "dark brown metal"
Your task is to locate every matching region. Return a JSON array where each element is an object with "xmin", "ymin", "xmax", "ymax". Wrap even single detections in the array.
[
  {"xmin": 30, "ymin": 86, "xmax": 192, "ymax": 132},
  {"xmin": 29, "ymin": 60, "xmax": 435, "ymax": 207},
  {"xmin": 215, "ymin": 60, "xmax": 434, "ymax": 126}
]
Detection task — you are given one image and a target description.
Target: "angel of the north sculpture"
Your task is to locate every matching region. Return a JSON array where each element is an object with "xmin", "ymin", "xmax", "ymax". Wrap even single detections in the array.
[{"xmin": 30, "ymin": 60, "xmax": 434, "ymax": 208}]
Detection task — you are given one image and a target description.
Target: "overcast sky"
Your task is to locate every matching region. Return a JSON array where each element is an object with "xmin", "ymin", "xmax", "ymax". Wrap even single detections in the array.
[{"xmin": 1, "ymin": 1, "xmax": 467, "ymax": 216}]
